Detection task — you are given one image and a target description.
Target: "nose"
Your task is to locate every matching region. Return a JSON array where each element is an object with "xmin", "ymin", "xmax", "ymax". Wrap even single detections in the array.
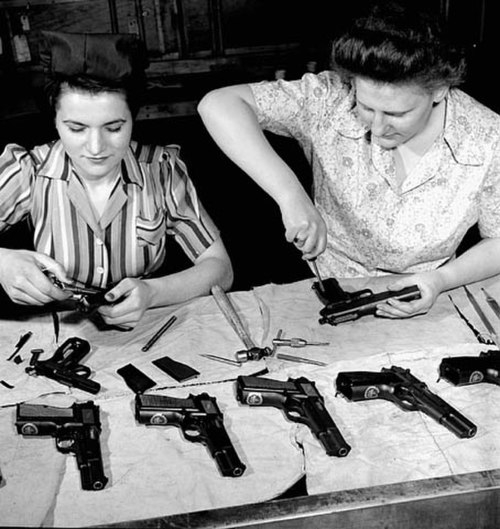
[
  {"xmin": 86, "ymin": 129, "xmax": 105, "ymax": 155},
  {"xmin": 370, "ymin": 112, "xmax": 388, "ymax": 137}
]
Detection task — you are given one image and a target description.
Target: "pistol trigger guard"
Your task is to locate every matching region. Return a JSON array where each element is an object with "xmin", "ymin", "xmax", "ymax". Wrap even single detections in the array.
[
  {"xmin": 391, "ymin": 387, "xmax": 419, "ymax": 412},
  {"xmin": 181, "ymin": 420, "xmax": 205, "ymax": 443},
  {"xmin": 56, "ymin": 436, "xmax": 76, "ymax": 453},
  {"xmin": 283, "ymin": 404, "xmax": 307, "ymax": 425},
  {"xmin": 72, "ymin": 365, "xmax": 91, "ymax": 378}
]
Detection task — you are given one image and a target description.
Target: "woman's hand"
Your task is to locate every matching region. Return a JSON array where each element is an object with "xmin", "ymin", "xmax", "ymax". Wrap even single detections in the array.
[
  {"xmin": 280, "ymin": 193, "xmax": 327, "ymax": 260},
  {"xmin": 97, "ymin": 278, "xmax": 154, "ymax": 329},
  {"xmin": 0, "ymin": 248, "xmax": 71, "ymax": 305},
  {"xmin": 375, "ymin": 270, "xmax": 446, "ymax": 319}
]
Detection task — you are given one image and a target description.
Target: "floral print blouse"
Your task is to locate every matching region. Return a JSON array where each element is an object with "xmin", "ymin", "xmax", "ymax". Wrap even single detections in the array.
[{"xmin": 250, "ymin": 71, "xmax": 500, "ymax": 278}]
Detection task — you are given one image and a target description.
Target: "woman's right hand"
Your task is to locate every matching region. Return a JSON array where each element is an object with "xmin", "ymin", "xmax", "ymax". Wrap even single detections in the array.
[
  {"xmin": 280, "ymin": 192, "xmax": 327, "ymax": 260},
  {"xmin": 0, "ymin": 248, "xmax": 71, "ymax": 305}
]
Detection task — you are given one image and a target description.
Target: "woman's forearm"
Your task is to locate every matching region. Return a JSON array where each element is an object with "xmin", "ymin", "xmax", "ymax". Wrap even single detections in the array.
[
  {"xmin": 435, "ymin": 237, "xmax": 500, "ymax": 292},
  {"xmin": 143, "ymin": 240, "xmax": 233, "ymax": 308},
  {"xmin": 198, "ymin": 85, "xmax": 307, "ymax": 207}
]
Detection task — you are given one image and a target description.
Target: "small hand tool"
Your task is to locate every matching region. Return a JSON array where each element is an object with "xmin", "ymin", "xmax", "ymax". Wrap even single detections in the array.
[
  {"xmin": 310, "ymin": 259, "xmax": 326, "ymax": 294},
  {"xmin": 7, "ymin": 331, "xmax": 33, "ymax": 362},
  {"xmin": 272, "ymin": 335, "xmax": 330, "ymax": 348},
  {"xmin": 272, "ymin": 329, "xmax": 328, "ymax": 365},
  {"xmin": 199, "ymin": 354, "xmax": 242, "ymax": 367},
  {"xmin": 463, "ymin": 286, "xmax": 499, "ymax": 348},
  {"xmin": 52, "ymin": 311, "xmax": 60, "ymax": 343},
  {"xmin": 481, "ymin": 288, "xmax": 500, "ymax": 321},
  {"xmin": 211, "ymin": 285, "xmax": 272, "ymax": 362},
  {"xmin": 275, "ymin": 353, "xmax": 328, "ymax": 366}
]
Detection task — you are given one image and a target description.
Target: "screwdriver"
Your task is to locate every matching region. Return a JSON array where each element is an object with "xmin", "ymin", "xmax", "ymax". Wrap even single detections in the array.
[
  {"xmin": 310, "ymin": 259, "xmax": 326, "ymax": 293},
  {"xmin": 272, "ymin": 337, "xmax": 330, "ymax": 348}
]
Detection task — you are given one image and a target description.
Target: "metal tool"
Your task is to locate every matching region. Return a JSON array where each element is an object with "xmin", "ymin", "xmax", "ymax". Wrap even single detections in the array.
[
  {"xmin": 272, "ymin": 335, "xmax": 330, "ymax": 348},
  {"xmin": 52, "ymin": 311, "xmax": 60, "ymax": 343},
  {"xmin": 275, "ymin": 353, "xmax": 328, "ymax": 366},
  {"xmin": 448, "ymin": 295, "xmax": 491, "ymax": 345},
  {"xmin": 310, "ymin": 259, "xmax": 326, "ymax": 294},
  {"xmin": 199, "ymin": 354, "xmax": 242, "ymax": 367},
  {"xmin": 211, "ymin": 285, "xmax": 272, "ymax": 362},
  {"xmin": 272, "ymin": 329, "xmax": 328, "ymax": 365},
  {"xmin": 463, "ymin": 286, "xmax": 499, "ymax": 347},
  {"xmin": 482, "ymin": 288, "xmax": 500, "ymax": 321},
  {"xmin": 7, "ymin": 331, "xmax": 33, "ymax": 362},
  {"xmin": 141, "ymin": 315, "xmax": 177, "ymax": 352}
]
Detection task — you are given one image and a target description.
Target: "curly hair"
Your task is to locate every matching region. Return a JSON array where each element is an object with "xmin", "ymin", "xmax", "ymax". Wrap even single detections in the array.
[{"xmin": 331, "ymin": 1, "xmax": 467, "ymax": 91}]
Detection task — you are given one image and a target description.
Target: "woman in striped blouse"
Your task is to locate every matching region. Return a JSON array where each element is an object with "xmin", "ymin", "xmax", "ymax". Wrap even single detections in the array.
[{"xmin": 0, "ymin": 32, "xmax": 232, "ymax": 329}]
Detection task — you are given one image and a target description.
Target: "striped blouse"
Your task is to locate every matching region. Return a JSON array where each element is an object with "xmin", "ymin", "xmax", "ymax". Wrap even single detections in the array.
[{"xmin": 0, "ymin": 140, "xmax": 220, "ymax": 288}]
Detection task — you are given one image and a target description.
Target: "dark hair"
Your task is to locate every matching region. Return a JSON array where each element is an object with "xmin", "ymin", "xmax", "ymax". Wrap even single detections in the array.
[
  {"xmin": 40, "ymin": 32, "xmax": 148, "ymax": 119},
  {"xmin": 331, "ymin": 1, "xmax": 467, "ymax": 90},
  {"xmin": 45, "ymin": 72, "xmax": 146, "ymax": 119}
]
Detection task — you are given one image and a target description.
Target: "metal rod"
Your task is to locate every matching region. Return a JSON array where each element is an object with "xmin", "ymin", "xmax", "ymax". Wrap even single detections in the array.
[{"xmin": 141, "ymin": 315, "xmax": 177, "ymax": 352}]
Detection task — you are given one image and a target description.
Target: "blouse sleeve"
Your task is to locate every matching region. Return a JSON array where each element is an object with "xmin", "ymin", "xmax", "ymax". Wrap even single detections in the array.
[
  {"xmin": 0, "ymin": 144, "xmax": 34, "ymax": 232},
  {"xmin": 161, "ymin": 146, "xmax": 220, "ymax": 261},
  {"xmin": 249, "ymin": 71, "xmax": 346, "ymax": 140}
]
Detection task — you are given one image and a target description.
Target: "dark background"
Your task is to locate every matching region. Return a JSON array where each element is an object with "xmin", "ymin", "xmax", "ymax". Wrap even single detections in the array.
[{"xmin": 0, "ymin": 0, "xmax": 496, "ymax": 296}]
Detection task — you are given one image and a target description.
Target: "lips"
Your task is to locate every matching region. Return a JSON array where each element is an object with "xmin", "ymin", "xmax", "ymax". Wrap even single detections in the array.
[{"xmin": 86, "ymin": 156, "xmax": 109, "ymax": 163}]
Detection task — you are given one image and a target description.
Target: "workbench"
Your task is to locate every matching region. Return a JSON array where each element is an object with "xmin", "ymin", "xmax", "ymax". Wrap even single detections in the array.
[{"xmin": 1, "ymin": 275, "xmax": 500, "ymax": 528}]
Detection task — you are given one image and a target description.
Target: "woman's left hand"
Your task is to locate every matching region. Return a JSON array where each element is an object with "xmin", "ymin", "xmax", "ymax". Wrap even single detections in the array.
[
  {"xmin": 97, "ymin": 278, "xmax": 153, "ymax": 329},
  {"xmin": 374, "ymin": 270, "xmax": 445, "ymax": 319}
]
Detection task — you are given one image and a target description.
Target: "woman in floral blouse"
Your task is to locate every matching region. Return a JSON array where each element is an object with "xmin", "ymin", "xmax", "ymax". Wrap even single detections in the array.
[{"xmin": 198, "ymin": 0, "xmax": 500, "ymax": 319}]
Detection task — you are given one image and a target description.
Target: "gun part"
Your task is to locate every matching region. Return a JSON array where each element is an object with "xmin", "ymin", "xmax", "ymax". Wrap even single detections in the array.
[
  {"xmin": 7, "ymin": 331, "xmax": 33, "ymax": 361},
  {"xmin": 136, "ymin": 393, "xmax": 246, "ymax": 477},
  {"xmin": 45, "ymin": 271, "xmax": 110, "ymax": 313},
  {"xmin": 26, "ymin": 337, "xmax": 100, "ymax": 394},
  {"xmin": 312, "ymin": 276, "xmax": 358, "ymax": 306},
  {"xmin": 236, "ymin": 375, "xmax": 351, "ymax": 457},
  {"xmin": 439, "ymin": 350, "xmax": 500, "ymax": 386},
  {"xmin": 336, "ymin": 365, "xmax": 477, "ymax": 439},
  {"xmin": 16, "ymin": 401, "xmax": 108, "ymax": 491},
  {"xmin": 319, "ymin": 285, "xmax": 421, "ymax": 325}
]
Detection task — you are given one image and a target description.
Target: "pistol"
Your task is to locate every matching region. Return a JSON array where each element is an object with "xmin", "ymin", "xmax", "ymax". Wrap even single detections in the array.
[
  {"xmin": 439, "ymin": 350, "xmax": 500, "ymax": 386},
  {"xmin": 135, "ymin": 393, "xmax": 246, "ymax": 477},
  {"xmin": 26, "ymin": 337, "xmax": 101, "ymax": 394},
  {"xmin": 318, "ymin": 284, "xmax": 421, "ymax": 325},
  {"xmin": 16, "ymin": 400, "xmax": 108, "ymax": 491},
  {"xmin": 336, "ymin": 365, "xmax": 477, "ymax": 439},
  {"xmin": 236, "ymin": 375, "xmax": 351, "ymax": 457},
  {"xmin": 45, "ymin": 271, "xmax": 109, "ymax": 313}
]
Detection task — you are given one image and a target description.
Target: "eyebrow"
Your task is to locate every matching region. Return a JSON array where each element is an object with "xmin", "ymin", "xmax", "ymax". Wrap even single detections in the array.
[
  {"xmin": 62, "ymin": 118, "xmax": 127, "ymax": 126},
  {"xmin": 357, "ymin": 100, "xmax": 413, "ymax": 114}
]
